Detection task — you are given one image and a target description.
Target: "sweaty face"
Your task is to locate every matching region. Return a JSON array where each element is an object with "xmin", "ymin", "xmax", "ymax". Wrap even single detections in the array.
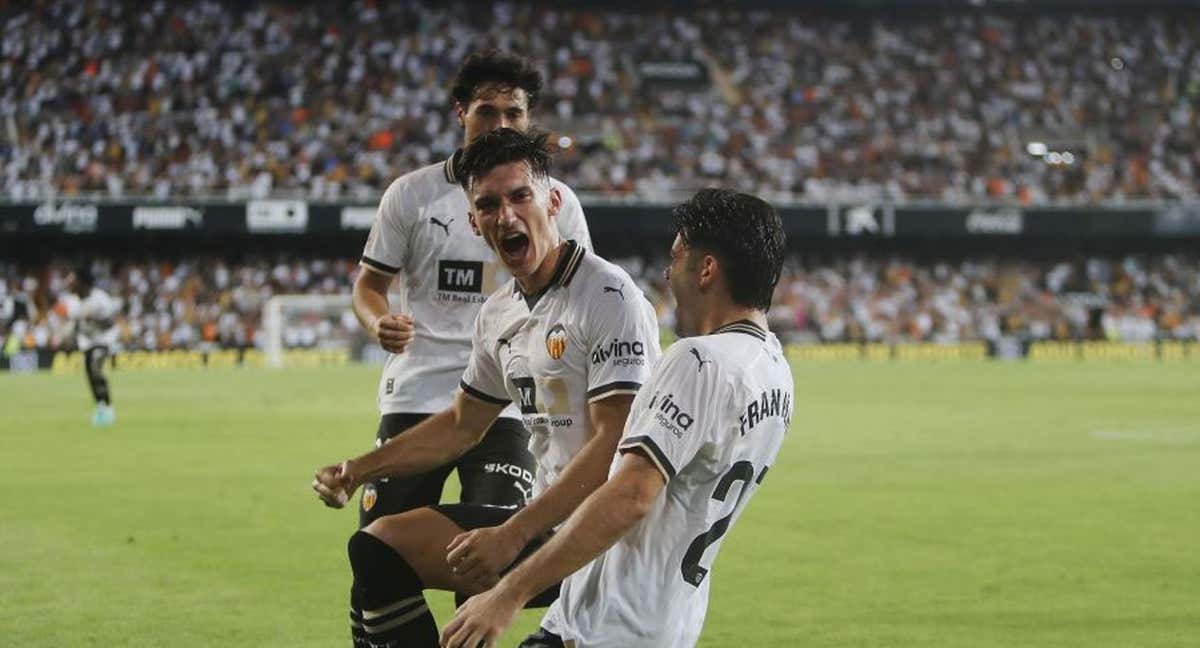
[
  {"xmin": 459, "ymin": 85, "xmax": 531, "ymax": 144},
  {"xmin": 468, "ymin": 161, "xmax": 561, "ymax": 289},
  {"xmin": 665, "ymin": 234, "xmax": 700, "ymax": 337}
]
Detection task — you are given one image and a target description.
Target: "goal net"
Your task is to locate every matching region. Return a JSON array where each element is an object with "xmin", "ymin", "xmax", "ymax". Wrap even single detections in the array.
[{"xmin": 261, "ymin": 294, "xmax": 361, "ymax": 368}]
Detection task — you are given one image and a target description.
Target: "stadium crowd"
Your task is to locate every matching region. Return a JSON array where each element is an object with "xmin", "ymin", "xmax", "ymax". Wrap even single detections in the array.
[
  {"xmin": 0, "ymin": 257, "xmax": 362, "ymax": 354},
  {"xmin": 2, "ymin": 1, "xmax": 1198, "ymax": 204},
  {"xmin": 3, "ymin": 254, "xmax": 1199, "ymax": 355}
]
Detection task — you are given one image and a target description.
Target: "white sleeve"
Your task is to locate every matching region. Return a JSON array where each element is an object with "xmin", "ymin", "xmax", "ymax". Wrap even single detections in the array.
[
  {"xmin": 82, "ymin": 292, "xmax": 118, "ymax": 321},
  {"xmin": 617, "ymin": 343, "xmax": 723, "ymax": 481},
  {"xmin": 459, "ymin": 306, "xmax": 511, "ymax": 406},
  {"xmin": 102, "ymin": 293, "xmax": 122, "ymax": 319},
  {"xmin": 581, "ymin": 280, "xmax": 660, "ymax": 402},
  {"xmin": 552, "ymin": 181, "xmax": 592, "ymax": 252},
  {"xmin": 360, "ymin": 181, "xmax": 412, "ymax": 276}
]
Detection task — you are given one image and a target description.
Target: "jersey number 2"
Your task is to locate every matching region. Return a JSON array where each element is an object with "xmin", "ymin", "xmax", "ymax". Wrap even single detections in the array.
[{"xmin": 680, "ymin": 460, "xmax": 769, "ymax": 586}]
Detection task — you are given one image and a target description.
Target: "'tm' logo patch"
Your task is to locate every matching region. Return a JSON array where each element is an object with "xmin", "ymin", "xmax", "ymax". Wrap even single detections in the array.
[{"xmin": 437, "ymin": 260, "xmax": 484, "ymax": 293}]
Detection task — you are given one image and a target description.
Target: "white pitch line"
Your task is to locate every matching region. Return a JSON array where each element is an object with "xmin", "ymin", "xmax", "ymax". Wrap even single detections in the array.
[{"xmin": 1090, "ymin": 430, "xmax": 1200, "ymax": 444}]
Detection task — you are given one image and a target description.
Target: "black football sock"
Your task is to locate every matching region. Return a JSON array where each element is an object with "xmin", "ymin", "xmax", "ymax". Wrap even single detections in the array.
[{"xmin": 347, "ymin": 531, "xmax": 439, "ymax": 647}]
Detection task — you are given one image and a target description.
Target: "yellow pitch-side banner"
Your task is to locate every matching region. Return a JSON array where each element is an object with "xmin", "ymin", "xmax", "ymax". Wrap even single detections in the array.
[
  {"xmin": 1029, "ymin": 341, "xmax": 1199, "ymax": 362},
  {"xmin": 49, "ymin": 349, "xmax": 349, "ymax": 374},
  {"xmin": 786, "ymin": 343, "xmax": 988, "ymax": 362}
]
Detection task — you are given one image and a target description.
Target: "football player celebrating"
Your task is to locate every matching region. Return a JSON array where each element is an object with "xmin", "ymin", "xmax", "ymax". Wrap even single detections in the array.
[
  {"xmin": 442, "ymin": 188, "xmax": 792, "ymax": 648},
  {"xmin": 351, "ymin": 50, "xmax": 591, "ymax": 532},
  {"xmin": 314, "ymin": 128, "xmax": 658, "ymax": 647}
]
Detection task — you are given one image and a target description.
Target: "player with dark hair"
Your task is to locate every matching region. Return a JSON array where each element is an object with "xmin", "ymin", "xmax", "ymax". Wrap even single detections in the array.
[
  {"xmin": 351, "ymin": 50, "xmax": 591, "ymax": 536},
  {"xmin": 64, "ymin": 266, "xmax": 121, "ymax": 427},
  {"xmin": 449, "ymin": 49, "xmax": 544, "ymax": 111},
  {"xmin": 315, "ymin": 128, "xmax": 657, "ymax": 647},
  {"xmin": 442, "ymin": 188, "xmax": 793, "ymax": 648}
]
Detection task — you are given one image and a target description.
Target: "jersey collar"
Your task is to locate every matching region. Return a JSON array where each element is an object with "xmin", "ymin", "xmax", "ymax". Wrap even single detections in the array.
[
  {"xmin": 443, "ymin": 149, "xmax": 463, "ymax": 185},
  {"xmin": 710, "ymin": 319, "xmax": 767, "ymax": 341},
  {"xmin": 512, "ymin": 239, "xmax": 586, "ymax": 308}
]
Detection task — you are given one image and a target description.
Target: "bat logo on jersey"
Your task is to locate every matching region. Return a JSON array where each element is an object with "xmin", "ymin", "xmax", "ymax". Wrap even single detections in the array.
[
  {"xmin": 361, "ymin": 484, "xmax": 378, "ymax": 512},
  {"xmin": 545, "ymin": 324, "xmax": 568, "ymax": 360},
  {"xmin": 648, "ymin": 391, "xmax": 694, "ymax": 437},
  {"xmin": 603, "ymin": 284, "xmax": 625, "ymax": 300},
  {"xmin": 437, "ymin": 260, "xmax": 484, "ymax": 293},
  {"xmin": 591, "ymin": 338, "xmax": 646, "ymax": 367},
  {"xmin": 689, "ymin": 348, "xmax": 712, "ymax": 372},
  {"xmin": 429, "ymin": 217, "xmax": 454, "ymax": 235}
]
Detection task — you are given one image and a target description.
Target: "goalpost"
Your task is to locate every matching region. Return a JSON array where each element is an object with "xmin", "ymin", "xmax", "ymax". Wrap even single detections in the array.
[{"xmin": 262, "ymin": 294, "xmax": 355, "ymax": 368}]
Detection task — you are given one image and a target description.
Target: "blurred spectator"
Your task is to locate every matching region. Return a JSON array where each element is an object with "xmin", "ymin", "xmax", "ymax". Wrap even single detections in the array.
[
  {"xmin": 2, "ymin": 1, "xmax": 1197, "ymax": 203},
  {"xmin": 760, "ymin": 254, "xmax": 1200, "ymax": 344},
  {"xmin": 613, "ymin": 253, "xmax": 1200, "ymax": 345},
  {"xmin": 3, "ymin": 253, "xmax": 1199, "ymax": 354}
]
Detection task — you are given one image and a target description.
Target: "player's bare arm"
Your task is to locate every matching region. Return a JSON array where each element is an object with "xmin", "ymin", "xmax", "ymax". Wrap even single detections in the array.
[
  {"xmin": 312, "ymin": 391, "xmax": 504, "ymax": 507},
  {"xmin": 443, "ymin": 393, "xmax": 635, "ymax": 587},
  {"xmin": 441, "ymin": 451, "xmax": 666, "ymax": 648},
  {"xmin": 352, "ymin": 265, "xmax": 414, "ymax": 354}
]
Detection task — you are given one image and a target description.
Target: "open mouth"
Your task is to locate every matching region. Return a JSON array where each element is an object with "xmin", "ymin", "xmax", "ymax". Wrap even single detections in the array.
[{"xmin": 500, "ymin": 232, "xmax": 530, "ymax": 257}]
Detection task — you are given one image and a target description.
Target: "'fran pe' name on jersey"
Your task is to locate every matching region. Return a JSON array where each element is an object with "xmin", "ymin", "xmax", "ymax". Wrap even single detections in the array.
[{"xmin": 738, "ymin": 388, "xmax": 791, "ymax": 436}]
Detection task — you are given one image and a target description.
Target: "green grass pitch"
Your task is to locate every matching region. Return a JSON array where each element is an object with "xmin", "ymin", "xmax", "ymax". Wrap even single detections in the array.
[{"xmin": 2, "ymin": 360, "xmax": 1199, "ymax": 646}]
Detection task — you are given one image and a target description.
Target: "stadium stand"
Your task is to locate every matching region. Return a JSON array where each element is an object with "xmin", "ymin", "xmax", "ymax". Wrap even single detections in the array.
[
  {"xmin": 2, "ymin": 0, "xmax": 1198, "ymax": 203},
  {"xmin": 2, "ymin": 0, "xmax": 1199, "ymax": 364}
]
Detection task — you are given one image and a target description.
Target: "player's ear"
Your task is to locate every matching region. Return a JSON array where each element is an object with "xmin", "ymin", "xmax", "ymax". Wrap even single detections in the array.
[
  {"xmin": 455, "ymin": 103, "xmax": 466, "ymax": 128},
  {"xmin": 467, "ymin": 210, "xmax": 481, "ymax": 236},
  {"xmin": 697, "ymin": 254, "xmax": 718, "ymax": 291},
  {"xmin": 547, "ymin": 186, "xmax": 562, "ymax": 218}
]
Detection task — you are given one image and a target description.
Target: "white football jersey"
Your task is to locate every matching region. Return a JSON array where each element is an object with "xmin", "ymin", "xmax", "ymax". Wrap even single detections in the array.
[
  {"xmin": 543, "ymin": 321, "xmax": 794, "ymax": 648},
  {"xmin": 360, "ymin": 152, "xmax": 591, "ymax": 418},
  {"xmin": 72, "ymin": 288, "xmax": 121, "ymax": 350},
  {"xmin": 460, "ymin": 241, "xmax": 660, "ymax": 500}
]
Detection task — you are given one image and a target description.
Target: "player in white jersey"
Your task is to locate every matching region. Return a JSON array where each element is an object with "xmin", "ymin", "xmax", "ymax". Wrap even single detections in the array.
[
  {"xmin": 353, "ymin": 50, "xmax": 591, "ymax": 531},
  {"xmin": 443, "ymin": 188, "xmax": 791, "ymax": 648},
  {"xmin": 64, "ymin": 266, "xmax": 121, "ymax": 427},
  {"xmin": 313, "ymin": 128, "xmax": 658, "ymax": 647}
]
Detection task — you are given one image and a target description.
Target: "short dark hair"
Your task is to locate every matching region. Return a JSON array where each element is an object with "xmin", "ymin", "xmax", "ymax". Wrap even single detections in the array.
[
  {"xmin": 450, "ymin": 50, "xmax": 542, "ymax": 108},
  {"xmin": 672, "ymin": 188, "xmax": 785, "ymax": 311},
  {"xmin": 73, "ymin": 264, "xmax": 95, "ymax": 288},
  {"xmin": 458, "ymin": 127, "xmax": 553, "ymax": 191}
]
